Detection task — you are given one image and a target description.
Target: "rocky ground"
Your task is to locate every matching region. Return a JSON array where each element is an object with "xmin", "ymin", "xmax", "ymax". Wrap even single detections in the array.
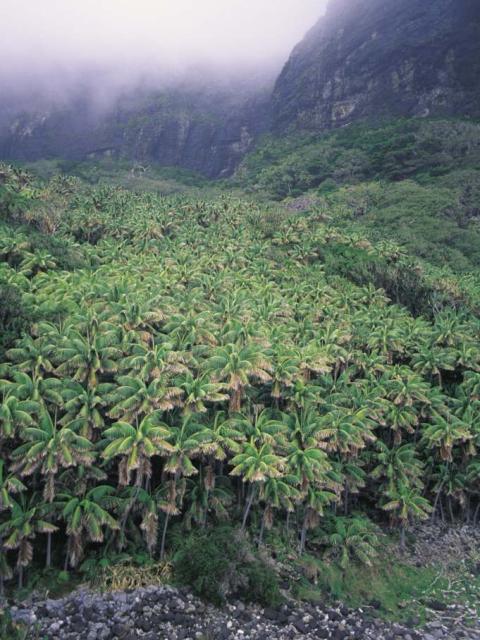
[
  {"xmin": 6, "ymin": 525, "xmax": 480, "ymax": 640},
  {"xmin": 7, "ymin": 583, "xmax": 479, "ymax": 640}
]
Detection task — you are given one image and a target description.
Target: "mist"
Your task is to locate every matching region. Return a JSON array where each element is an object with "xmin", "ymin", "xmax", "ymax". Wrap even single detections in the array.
[{"xmin": 0, "ymin": 0, "xmax": 327, "ymax": 102}]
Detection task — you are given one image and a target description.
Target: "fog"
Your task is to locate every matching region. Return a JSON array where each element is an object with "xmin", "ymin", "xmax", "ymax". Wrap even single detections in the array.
[{"xmin": 0, "ymin": 0, "xmax": 327, "ymax": 99}]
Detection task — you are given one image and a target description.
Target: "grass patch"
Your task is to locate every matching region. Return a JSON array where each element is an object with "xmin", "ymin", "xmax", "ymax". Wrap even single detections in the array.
[{"xmin": 294, "ymin": 550, "xmax": 480, "ymax": 626}]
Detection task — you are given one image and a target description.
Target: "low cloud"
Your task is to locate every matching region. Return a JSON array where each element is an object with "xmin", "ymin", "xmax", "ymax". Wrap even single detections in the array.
[{"xmin": 0, "ymin": 0, "xmax": 327, "ymax": 96}]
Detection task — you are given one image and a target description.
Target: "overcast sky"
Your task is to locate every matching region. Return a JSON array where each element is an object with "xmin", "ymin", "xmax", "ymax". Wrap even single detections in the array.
[{"xmin": 0, "ymin": 0, "xmax": 327, "ymax": 90}]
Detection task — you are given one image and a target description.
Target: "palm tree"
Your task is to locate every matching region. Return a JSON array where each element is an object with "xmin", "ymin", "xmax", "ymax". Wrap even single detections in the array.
[
  {"xmin": 107, "ymin": 375, "xmax": 183, "ymax": 421},
  {"xmin": 382, "ymin": 483, "xmax": 432, "ymax": 550},
  {"xmin": 55, "ymin": 329, "xmax": 121, "ymax": 388},
  {"xmin": 0, "ymin": 461, "xmax": 26, "ymax": 593},
  {"xmin": 157, "ymin": 415, "xmax": 211, "ymax": 558},
  {"xmin": 178, "ymin": 372, "xmax": 228, "ymax": 415},
  {"xmin": 0, "ymin": 390, "xmax": 37, "ymax": 439},
  {"xmin": 230, "ymin": 440, "xmax": 284, "ymax": 530},
  {"xmin": 60, "ymin": 381, "xmax": 112, "ymax": 439},
  {"xmin": 258, "ymin": 475, "xmax": 300, "ymax": 545},
  {"xmin": 411, "ymin": 343, "xmax": 456, "ymax": 388},
  {"xmin": 101, "ymin": 411, "xmax": 172, "ymax": 487},
  {"xmin": 205, "ymin": 343, "xmax": 272, "ymax": 413},
  {"xmin": 0, "ymin": 460, "xmax": 26, "ymax": 511},
  {"xmin": 11, "ymin": 409, "xmax": 93, "ymax": 503},
  {"xmin": 59, "ymin": 485, "xmax": 120, "ymax": 568},
  {"xmin": 229, "ymin": 409, "xmax": 286, "ymax": 447},
  {"xmin": 0, "ymin": 495, "xmax": 57, "ymax": 587},
  {"xmin": 422, "ymin": 410, "xmax": 472, "ymax": 462},
  {"xmin": 371, "ymin": 442, "xmax": 423, "ymax": 495},
  {"xmin": 299, "ymin": 484, "xmax": 338, "ymax": 554},
  {"xmin": 6, "ymin": 335, "xmax": 54, "ymax": 378},
  {"xmin": 318, "ymin": 516, "xmax": 379, "ymax": 571}
]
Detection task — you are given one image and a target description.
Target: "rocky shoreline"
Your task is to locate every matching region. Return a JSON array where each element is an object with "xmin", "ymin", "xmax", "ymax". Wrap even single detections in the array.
[{"xmin": 7, "ymin": 583, "xmax": 479, "ymax": 640}]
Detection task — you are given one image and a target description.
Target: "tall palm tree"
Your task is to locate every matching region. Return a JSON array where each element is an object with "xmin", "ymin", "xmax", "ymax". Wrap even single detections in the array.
[
  {"xmin": 11, "ymin": 409, "xmax": 93, "ymax": 503},
  {"xmin": 205, "ymin": 343, "xmax": 272, "ymax": 413},
  {"xmin": 0, "ymin": 390, "xmax": 37, "ymax": 439},
  {"xmin": 101, "ymin": 411, "xmax": 172, "ymax": 487},
  {"xmin": 382, "ymin": 483, "xmax": 432, "ymax": 550},
  {"xmin": 230, "ymin": 440, "xmax": 284, "ymax": 530},
  {"xmin": 59, "ymin": 485, "xmax": 120, "ymax": 568},
  {"xmin": 107, "ymin": 375, "xmax": 183, "ymax": 422},
  {"xmin": 0, "ymin": 495, "xmax": 57, "ymax": 587}
]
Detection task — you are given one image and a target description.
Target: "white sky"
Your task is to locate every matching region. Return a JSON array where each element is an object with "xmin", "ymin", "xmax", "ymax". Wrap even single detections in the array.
[{"xmin": 0, "ymin": 0, "xmax": 327, "ymax": 82}]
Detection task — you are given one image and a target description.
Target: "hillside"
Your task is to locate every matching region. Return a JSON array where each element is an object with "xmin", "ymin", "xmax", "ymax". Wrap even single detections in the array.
[
  {"xmin": 238, "ymin": 118, "xmax": 480, "ymax": 271},
  {"xmin": 1, "ymin": 0, "xmax": 480, "ymax": 637},
  {"xmin": 1, "ymin": 165, "xmax": 480, "ymax": 637}
]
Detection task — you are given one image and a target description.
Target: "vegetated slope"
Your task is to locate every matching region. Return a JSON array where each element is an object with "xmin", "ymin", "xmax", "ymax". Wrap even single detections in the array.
[
  {"xmin": 272, "ymin": 0, "xmax": 480, "ymax": 132},
  {"xmin": 1, "ymin": 164, "xmax": 480, "ymax": 608},
  {"xmin": 238, "ymin": 118, "xmax": 480, "ymax": 271}
]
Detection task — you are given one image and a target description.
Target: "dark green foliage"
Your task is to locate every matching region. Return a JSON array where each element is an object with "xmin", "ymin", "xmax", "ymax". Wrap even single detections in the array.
[
  {"xmin": 0, "ymin": 282, "xmax": 28, "ymax": 355},
  {"xmin": 238, "ymin": 118, "xmax": 480, "ymax": 271},
  {"xmin": 173, "ymin": 527, "xmax": 280, "ymax": 606}
]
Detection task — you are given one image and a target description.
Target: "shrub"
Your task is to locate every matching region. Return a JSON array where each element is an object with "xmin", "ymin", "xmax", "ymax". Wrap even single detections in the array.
[{"xmin": 173, "ymin": 526, "xmax": 281, "ymax": 606}]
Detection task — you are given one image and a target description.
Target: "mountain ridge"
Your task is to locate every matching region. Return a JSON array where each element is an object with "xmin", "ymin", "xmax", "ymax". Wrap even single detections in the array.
[{"xmin": 1, "ymin": 0, "xmax": 479, "ymax": 176}]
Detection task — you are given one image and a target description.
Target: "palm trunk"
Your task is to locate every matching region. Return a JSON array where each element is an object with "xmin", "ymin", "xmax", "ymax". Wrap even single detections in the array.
[
  {"xmin": 344, "ymin": 484, "xmax": 349, "ymax": 516},
  {"xmin": 119, "ymin": 484, "xmax": 141, "ymax": 548},
  {"xmin": 474, "ymin": 501, "xmax": 480, "ymax": 526},
  {"xmin": 18, "ymin": 565, "xmax": 23, "ymax": 590},
  {"xmin": 431, "ymin": 481, "xmax": 445, "ymax": 523},
  {"xmin": 203, "ymin": 488, "xmax": 210, "ymax": 528},
  {"xmin": 258, "ymin": 508, "xmax": 266, "ymax": 547},
  {"xmin": 46, "ymin": 531, "xmax": 52, "ymax": 568},
  {"xmin": 241, "ymin": 485, "xmax": 255, "ymax": 531},
  {"xmin": 299, "ymin": 513, "xmax": 308, "ymax": 555},
  {"xmin": 439, "ymin": 496, "xmax": 446, "ymax": 523},
  {"xmin": 64, "ymin": 540, "xmax": 70, "ymax": 571},
  {"xmin": 447, "ymin": 496, "xmax": 455, "ymax": 523},
  {"xmin": 400, "ymin": 525, "xmax": 406, "ymax": 552},
  {"xmin": 160, "ymin": 512, "xmax": 170, "ymax": 560}
]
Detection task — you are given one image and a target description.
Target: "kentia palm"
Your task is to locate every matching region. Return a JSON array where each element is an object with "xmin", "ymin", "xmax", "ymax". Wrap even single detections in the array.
[
  {"xmin": 107, "ymin": 375, "xmax": 183, "ymax": 422},
  {"xmin": 205, "ymin": 342, "xmax": 273, "ymax": 413},
  {"xmin": 0, "ymin": 494, "xmax": 57, "ymax": 587},
  {"xmin": 101, "ymin": 411, "xmax": 173, "ymax": 487},
  {"xmin": 59, "ymin": 485, "xmax": 120, "ymax": 568},
  {"xmin": 230, "ymin": 439, "xmax": 284, "ymax": 530},
  {"xmin": 10, "ymin": 409, "xmax": 93, "ymax": 503}
]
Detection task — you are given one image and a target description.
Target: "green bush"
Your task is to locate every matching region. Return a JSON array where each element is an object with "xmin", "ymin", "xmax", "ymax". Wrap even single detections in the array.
[{"xmin": 173, "ymin": 526, "xmax": 281, "ymax": 606}]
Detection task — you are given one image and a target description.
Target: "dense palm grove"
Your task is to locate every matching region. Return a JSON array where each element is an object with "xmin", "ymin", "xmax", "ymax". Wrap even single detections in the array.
[{"xmin": 1, "ymin": 163, "xmax": 480, "ymax": 594}]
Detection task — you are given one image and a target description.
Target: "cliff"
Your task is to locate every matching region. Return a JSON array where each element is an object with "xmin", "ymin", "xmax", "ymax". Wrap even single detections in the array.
[{"xmin": 272, "ymin": 0, "xmax": 480, "ymax": 132}]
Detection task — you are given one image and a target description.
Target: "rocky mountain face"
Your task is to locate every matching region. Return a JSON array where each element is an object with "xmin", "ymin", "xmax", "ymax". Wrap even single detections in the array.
[
  {"xmin": 272, "ymin": 0, "xmax": 480, "ymax": 132},
  {"xmin": 0, "ymin": 0, "xmax": 479, "ymax": 176},
  {"xmin": 0, "ymin": 85, "xmax": 271, "ymax": 178}
]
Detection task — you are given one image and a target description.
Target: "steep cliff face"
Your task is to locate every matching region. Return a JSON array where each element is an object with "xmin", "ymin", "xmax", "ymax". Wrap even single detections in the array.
[
  {"xmin": 1, "ymin": 0, "xmax": 479, "ymax": 175},
  {"xmin": 0, "ymin": 86, "xmax": 271, "ymax": 178},
  {"xmin": 272, "ymin": 0, "xmax": 480, "ymax": 132}
]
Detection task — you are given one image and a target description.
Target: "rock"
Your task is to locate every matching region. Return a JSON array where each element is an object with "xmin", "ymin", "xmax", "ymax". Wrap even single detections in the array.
[{"xmin": 272, "ymin": 0, "xmax": 480, "ymax": 133}]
